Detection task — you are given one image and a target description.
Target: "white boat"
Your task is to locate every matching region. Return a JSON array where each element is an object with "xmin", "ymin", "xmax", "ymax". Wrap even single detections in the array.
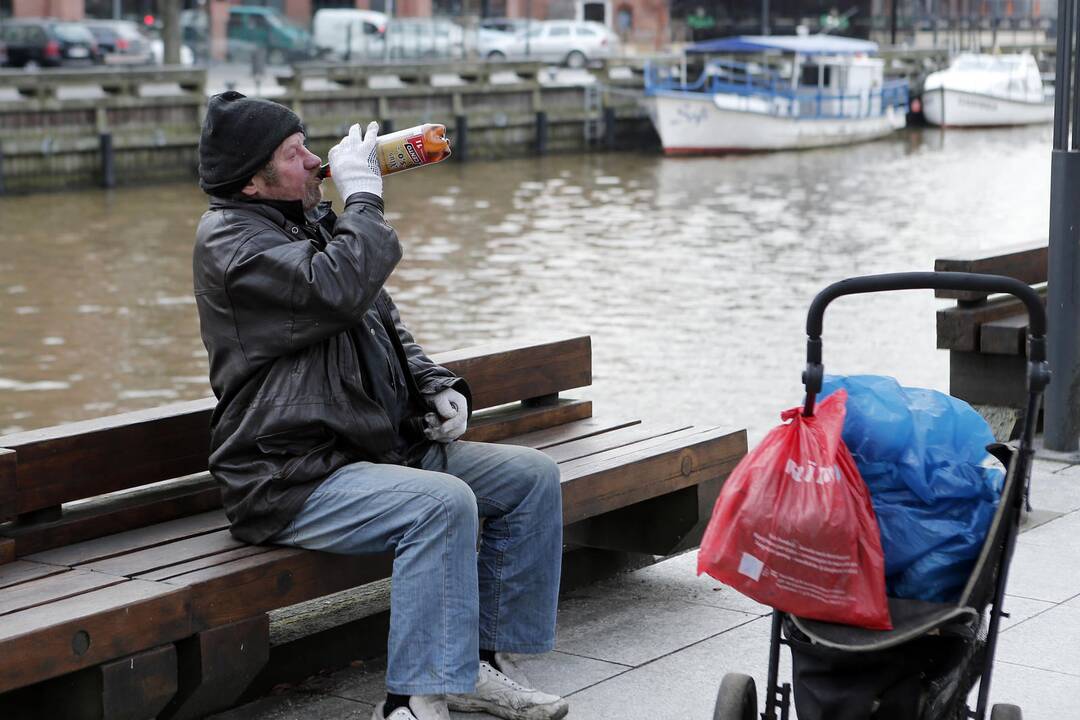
[
  {"xmin": 643, "ymin": 35, "xmax": 909, "ymax": 154},
  {"xmin": 921, "ymin": 52, "xmax": 1054, "ymax": 127}
]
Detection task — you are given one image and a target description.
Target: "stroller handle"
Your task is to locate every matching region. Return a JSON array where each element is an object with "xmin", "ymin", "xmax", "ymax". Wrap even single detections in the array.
[{"xmin": 802, "ymin": 271, "xmax": 1049, "ymax": 416}]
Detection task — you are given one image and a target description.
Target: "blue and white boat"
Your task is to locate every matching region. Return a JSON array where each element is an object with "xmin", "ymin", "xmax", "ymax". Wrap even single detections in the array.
[{"xmin": 644, "ymin": 35, "xmax": 909, "ymax": 154}]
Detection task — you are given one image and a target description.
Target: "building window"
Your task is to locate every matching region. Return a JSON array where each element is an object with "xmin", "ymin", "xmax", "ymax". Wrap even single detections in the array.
[{"xmin": 433, "ymin": 0, "xmax": 463, "ymax": 16}]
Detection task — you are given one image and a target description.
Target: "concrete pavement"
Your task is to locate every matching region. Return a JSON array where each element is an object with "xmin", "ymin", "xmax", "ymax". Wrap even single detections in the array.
[{"xmin": 210, "ymin": 454, "xmax": 1080, "ymax": 720}]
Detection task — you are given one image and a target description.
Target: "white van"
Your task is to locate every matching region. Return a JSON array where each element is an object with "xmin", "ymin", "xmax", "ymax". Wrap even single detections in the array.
[{"xmin": 312, "ymin": 8, "xmax": 387, "ymax": 60}]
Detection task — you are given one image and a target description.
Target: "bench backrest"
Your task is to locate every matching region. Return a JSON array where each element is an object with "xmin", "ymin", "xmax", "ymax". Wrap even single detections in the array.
[
  {"xmin": 934, "ymin": 240, "xmax": 1047, "ymax": 302},
  {"xmin": 0, "ymin": 335, "xmax": 591, "ymax": 532}
]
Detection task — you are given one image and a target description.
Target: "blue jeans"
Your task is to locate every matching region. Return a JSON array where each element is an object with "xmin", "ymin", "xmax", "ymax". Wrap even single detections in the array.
[{"xmin": 269, "ymin": 440, "xmax": 563, "ymax": 695}]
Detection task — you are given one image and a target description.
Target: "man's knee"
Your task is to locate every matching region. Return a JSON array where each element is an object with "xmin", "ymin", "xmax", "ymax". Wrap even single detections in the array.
[{"xmin": 422, "ymin": 473, "xmax": 479, "ymax": 530}]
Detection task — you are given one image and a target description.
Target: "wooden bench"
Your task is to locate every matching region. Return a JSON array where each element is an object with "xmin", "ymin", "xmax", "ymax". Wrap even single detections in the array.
[
  {"xmin": 0, "ymin": 334, "xmax": 746, "ymax": 720},
  {"xmin": 935, "ymin": 241, "xmax": 1047, "ymax": 410}
]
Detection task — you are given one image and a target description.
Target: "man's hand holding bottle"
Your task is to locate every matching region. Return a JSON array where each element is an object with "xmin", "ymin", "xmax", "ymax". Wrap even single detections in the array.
[{"xmin": 327, "ymin": 122, "xmax": 383, "ymax": 200}]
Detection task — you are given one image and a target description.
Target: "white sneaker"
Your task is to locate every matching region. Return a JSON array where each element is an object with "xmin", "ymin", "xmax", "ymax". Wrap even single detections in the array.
[
  {"xmin": 371, "ymin": 695, "xmax": 450, "ymax": 720},
  {"xmin": 446, "ymin": 661, "xmax": 569, "ymax": 720}
]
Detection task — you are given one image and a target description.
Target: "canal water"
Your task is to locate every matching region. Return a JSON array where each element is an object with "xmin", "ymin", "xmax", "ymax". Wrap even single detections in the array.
[{"xmin": 0, "ymin": 125, "xmax": 1053, "ymax": 443}]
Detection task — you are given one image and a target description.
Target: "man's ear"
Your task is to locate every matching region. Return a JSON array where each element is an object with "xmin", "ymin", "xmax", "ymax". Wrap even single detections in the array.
[{"xmin": 240, "ymin": 177, "xmax": 259, "ymax": 198}]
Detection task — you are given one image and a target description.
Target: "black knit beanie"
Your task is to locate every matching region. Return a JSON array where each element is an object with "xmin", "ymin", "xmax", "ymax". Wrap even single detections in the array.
[{"xmin": 198, "ymin": 91, "xmax": 304, "ymax": 196}]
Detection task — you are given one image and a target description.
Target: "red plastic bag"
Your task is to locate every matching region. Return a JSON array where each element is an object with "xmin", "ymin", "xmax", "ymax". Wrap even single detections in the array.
[{"xmin": 698, "ymin": 390, "xmax": 892, "ymax": 630}]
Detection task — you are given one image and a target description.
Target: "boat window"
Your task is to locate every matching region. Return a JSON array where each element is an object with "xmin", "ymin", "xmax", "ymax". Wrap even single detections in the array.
[{"xmin": 800, "ymin": 63, "xmax": 829, "ymax": 88}]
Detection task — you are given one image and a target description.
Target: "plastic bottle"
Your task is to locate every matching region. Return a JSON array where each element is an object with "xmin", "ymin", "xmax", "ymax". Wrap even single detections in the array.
[{"xmin": 319, "ymin": 123, "xmax": 451, "ymax": 179}]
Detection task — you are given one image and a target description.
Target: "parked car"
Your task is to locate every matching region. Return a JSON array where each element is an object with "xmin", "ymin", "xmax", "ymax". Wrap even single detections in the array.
[
  {"xmin": 225, "ymin": 6, "xmax": 320, "ymax": 64},
  {"xmin": 384, "ymin": 17, "xmax": 465, "ymax": 60},
  {"xmin": 482, "ymin": 20, "xmax": 617, "ymax": 67},
  {"xmin": 0, "ymin": 18, "xmax": 101, "ymax": 68},
  {"xmin": 83, "ymin": 19, "xmax": 154, "ymax": 65},
  {"xmin": 312, "ymin": 8, "xmax": 387, "ymax": 60}
]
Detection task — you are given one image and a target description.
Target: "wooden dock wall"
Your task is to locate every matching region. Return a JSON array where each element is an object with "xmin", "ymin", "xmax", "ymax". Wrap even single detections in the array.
[{"xmin": 0, "ymin": 61, "xmax": 654, "ymax": 195}]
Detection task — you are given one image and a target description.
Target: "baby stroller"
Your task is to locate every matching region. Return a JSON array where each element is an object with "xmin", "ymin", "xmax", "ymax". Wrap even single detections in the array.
[{"xmin": 712, "ymin": 272, "xmax": 1050, "ymax": 720}]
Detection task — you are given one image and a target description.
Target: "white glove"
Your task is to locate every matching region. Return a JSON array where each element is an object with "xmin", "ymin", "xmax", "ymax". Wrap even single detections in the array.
[
  {"xmin": 424, "ymin": 387, "xmax": 468, "ymax": 443},
  {"xmin": 327, "ymin": 121, "xmax": 382, "ymax": 200}
]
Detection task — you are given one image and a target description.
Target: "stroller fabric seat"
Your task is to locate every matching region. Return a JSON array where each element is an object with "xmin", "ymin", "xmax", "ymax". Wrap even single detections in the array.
[{"xmin": 791, "ymin": 597, "xmax": 978, "ymax": 651}]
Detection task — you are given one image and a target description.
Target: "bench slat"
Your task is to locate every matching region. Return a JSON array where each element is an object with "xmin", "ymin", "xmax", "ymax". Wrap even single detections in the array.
[
  {"xmin": 558, "ymin": 426, "xmax": 728, "ymax": 474},
  {"xmin": 0, "ymin": 569, "xmax": 124, "ymax": 617},
  {"xmin": 137, "ymin": 545, "xmax": 276, "ymax": 583},
  {"xmin": 980, "ymin": 313, "xmax": 1030, "ymax": 355},
  {"xmin": 934, "ymin": 241, "xmax": 1047, "ymax": 301},
  {"xmin": 936, "ymin": 287, "xmax": 1045, "ymax": 352},
  {"xmin": 0, "ymin": 580, "xmax": 191, "ymax": 694},
  {"xmin": 559, "ymin": 426, "xmax": 747, "ymax": 525},
  {"xmin": 0, "ymin": 335, "xmax": 592, "ymax": 517},
  {"xmin": 160, "ymin": 547, "xmax": 395, "ymax": 631},
  {"xmin": 26, "ymin": 511, "xmax": 229, "ymax": 567},
  {"xmin": 82, "ymin": 530, "xmax": 246, "ymax": 578},
  {"xmin": 0, "ymin": 473, "xmax": 221, "ymax": 561},
  {"xmin": 0, "ymin": 560, "xmax": 68, "ymax": 591},
  {"xmin": 0, "ymin": 450, "xmax": 13, "ymax": 523},
  {"xmin": 498, "ymin": 416, "xmax": 641, "ymax": 450},
  {"xmin": 534, "ymin": 423, "xmax": 693, "ymax": 464},
  {"xmin": 465, "ymin": 399, "xmax": 593, "ymax": 443},
  {"xmin": 440, "ymin": 336, "xmax": 592, "ymax": 410}
]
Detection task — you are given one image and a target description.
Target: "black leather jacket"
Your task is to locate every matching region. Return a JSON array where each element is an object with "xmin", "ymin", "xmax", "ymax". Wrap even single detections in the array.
[{"xmin": 193, "ymin": 193, "xmax": 469, "ymax": 543}]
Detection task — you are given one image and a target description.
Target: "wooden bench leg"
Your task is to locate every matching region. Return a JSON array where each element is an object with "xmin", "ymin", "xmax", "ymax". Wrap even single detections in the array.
[
  {"xmin": 159, "ymin": 615, "xmax": 269, "ymax": 720},
  {"xmin": 0, "ymin": 644, "xmax": 177, "ymax": 720}
]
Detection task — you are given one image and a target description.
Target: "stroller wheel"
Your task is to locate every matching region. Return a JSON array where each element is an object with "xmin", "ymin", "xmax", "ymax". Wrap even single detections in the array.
[
  {"xmin": 713, "ymin": 673, "xmax": 757, "ymax": 720},
  {"xmin": 990, "ymin": 705, "xmax": 1022, "ymax": 720}
]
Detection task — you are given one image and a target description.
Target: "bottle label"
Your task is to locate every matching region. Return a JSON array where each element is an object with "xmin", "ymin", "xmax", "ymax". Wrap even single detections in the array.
[{"xmin": 378, "ymin": 132, "xmax": 429, "ymax": 174}]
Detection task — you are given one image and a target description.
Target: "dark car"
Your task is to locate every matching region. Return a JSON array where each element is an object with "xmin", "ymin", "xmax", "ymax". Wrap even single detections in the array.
[
  {"xmin": 83, "ymin": 19, "xmax": 153, "ymax": 65},
  {"xmin": 0, "ymin": 18, "xmax": 101, "ymax": 68}
]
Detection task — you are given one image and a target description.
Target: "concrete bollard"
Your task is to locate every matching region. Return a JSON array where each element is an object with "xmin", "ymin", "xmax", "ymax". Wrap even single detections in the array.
[
  {"xmin": 455, "ymin": 114, "xmax": 468, "ymax": 162},
  {"xmin": 535, "ymin": 111, "xmax": 548, "ymax": 155},
  {"xmin": 604, "ymin": 107, "xmax": 617, "ymax": 150},
  {"xmin": 99, "ymin": 132, "xmax": 115, "ymax": 189}
]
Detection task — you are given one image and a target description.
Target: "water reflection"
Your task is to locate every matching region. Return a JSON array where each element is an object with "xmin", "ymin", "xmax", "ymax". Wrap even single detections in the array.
[{"xmin": 0, "ymin": 125, "xmax": 1052, "ymax": 442}]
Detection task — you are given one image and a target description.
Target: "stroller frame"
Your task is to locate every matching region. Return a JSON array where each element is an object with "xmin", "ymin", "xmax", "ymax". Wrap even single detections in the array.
[{"xmin": 719, "ymin": 272, "xmax": 1049, "ymax": 720}]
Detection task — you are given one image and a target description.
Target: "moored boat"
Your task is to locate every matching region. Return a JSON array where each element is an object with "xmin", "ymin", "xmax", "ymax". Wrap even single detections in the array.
[
  {"xmin": 643, "ymin": 35, "xmax": 909, "ymax": 154},
  {"xmin": 921, "ymin": 52, "xmax": 1054, "ymax": 127}
]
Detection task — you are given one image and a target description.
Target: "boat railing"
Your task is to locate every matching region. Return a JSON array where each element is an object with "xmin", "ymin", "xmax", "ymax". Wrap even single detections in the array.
[
  {"xmin": 645, "ymin": 58, "xmax": 784, "ymax": 96},
  {"xmin": 645, "ymin": 59, "xmax": 910, "ymax": 121}
]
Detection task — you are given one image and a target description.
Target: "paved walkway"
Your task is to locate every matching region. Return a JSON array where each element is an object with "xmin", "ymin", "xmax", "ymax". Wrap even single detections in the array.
[{"xmin": 212, "ymin": 454, "xmax": 1080, "ymax": 720}]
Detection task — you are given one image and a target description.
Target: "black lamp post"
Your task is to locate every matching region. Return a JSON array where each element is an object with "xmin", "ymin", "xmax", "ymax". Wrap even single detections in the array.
[{"xmin": 1046, "ymin": 0, "xmax": 1080, "ymax": 451}]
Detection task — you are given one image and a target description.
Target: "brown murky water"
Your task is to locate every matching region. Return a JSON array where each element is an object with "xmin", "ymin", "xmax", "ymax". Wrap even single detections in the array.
[{"xmin": 0, "ymin": 125, "xmax": 1053, "ymax": 442}]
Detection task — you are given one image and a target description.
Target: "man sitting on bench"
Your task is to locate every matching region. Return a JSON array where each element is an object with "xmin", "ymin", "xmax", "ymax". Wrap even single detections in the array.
[{"xmin": 191, "ymin": 92, "xmax": 569, "ymax": 720}]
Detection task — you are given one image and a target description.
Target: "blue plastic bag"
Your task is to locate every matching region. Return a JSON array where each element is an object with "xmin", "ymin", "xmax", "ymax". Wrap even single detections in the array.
[{"xmin": 820, "ymin": 375, "xmax": 1005, "ymax": 603}]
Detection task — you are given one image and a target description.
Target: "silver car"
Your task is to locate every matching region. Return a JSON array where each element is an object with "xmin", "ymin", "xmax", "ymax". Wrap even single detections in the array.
[
  {"xmin": 385, "ymin": 17, "xmax": 465, "ymax": 60},
  {"xmin": 482, "ymin": 20, "xmax": 618, "ymax": 67}
]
